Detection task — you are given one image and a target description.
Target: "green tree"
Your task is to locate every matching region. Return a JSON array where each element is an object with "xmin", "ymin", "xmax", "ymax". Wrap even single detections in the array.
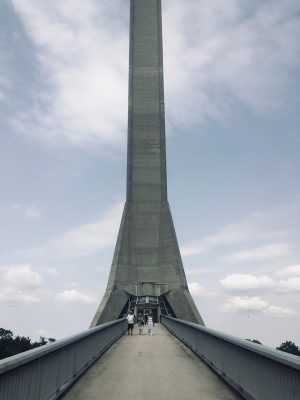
[
  {"xmin": 0, "ymin": 328, "xmax": 13, "ymax": 340},
  {"xmin": 11, "ymin": 336, "xmax": 33, "ymax": 354},
  {"xmin": 276, "ymin": 341, "xmax": 300, "ymax": 356},
  {"xmin": 0, "ymin": 328, "xmax": 14, "ymax": 359},
  {"xmin": 0, "ymin": 328, "xmax": 56, "ymax": 360}
]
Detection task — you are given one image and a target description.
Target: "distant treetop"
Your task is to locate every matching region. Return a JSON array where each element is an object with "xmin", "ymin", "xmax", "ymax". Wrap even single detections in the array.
[
  {"xmin": 276, "ymin": 341, "xmax": 300, "ymax": 356},
  {"xmin": 0, "ymin": 327, "xmax": 56, "ymax": 360}
]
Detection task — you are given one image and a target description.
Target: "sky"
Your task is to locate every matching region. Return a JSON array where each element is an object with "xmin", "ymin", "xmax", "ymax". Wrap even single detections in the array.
[{"xmin": 0, "ymin": 0, "xmax": 299, "ymax": 348}]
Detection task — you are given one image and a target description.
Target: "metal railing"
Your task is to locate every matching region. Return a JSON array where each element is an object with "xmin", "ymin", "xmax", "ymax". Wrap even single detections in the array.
[
  {"xmin": 0, "ymin": 318, "xmax": 127, "ymax": 400},
  {"xmin": 161, "ymin": 316, "xmax": 300, "ymax": 400}
]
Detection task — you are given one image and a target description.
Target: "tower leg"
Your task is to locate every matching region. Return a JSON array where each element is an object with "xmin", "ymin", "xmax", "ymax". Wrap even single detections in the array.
[
  {"xmin": 165, "ymin": 289, "xmax": 205, "ymax": 325},
  {"xmin": 90, "ymin": 289, "xmax": 129, "ymax": 327}
]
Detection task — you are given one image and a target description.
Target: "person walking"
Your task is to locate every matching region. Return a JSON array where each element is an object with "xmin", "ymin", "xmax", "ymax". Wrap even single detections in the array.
[
  {"xmin": 127, "ymin": 310, "xmax": 134, "ymax": 335},
  {"xmin": 147, "ymin": 313, "xmax": 154, "ymax": 336},
  {"xmin": 137, "ymin": 313, "xmax": 144, "ymax": 335}
]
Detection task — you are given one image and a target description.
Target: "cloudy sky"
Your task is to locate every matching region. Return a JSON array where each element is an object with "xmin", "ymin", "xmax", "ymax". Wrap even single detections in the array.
[{"xmin": 1, "ymin": 0, "xmax": 299, "ymax": 348}]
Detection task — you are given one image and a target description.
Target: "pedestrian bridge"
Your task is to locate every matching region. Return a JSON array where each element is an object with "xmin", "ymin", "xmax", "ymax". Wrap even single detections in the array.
[{"xmin": 0, "ymin": 317, "xmax": 299, "ymax": 400}]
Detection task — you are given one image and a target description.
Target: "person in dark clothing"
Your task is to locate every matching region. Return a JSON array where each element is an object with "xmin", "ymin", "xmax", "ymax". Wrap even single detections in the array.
[{"xmin": 137, "ymin": 313, "xmax": 144, "ymax": 335}]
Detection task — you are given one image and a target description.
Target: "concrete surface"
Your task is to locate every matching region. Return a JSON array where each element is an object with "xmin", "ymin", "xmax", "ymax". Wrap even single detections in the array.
[
  {"xmin": 62, "ymin": 324, "xmax": 243, "ymax": 400},
  {"xmin": 91, "ymin": 0, "xmax": 204, "ymax": 329}
]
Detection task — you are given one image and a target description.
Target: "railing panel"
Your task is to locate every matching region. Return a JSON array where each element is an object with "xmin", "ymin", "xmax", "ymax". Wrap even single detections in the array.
[
  {"xmin": 0, "ymin": 319, "xmax": 127, "ymax": 400},
  {"xmin": 162, "ymin": 316, "xmax": 300, "ymax": 400}
]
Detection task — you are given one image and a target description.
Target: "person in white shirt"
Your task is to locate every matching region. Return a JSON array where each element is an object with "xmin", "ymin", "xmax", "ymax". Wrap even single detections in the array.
[
  {"xmin": 147, "ymin": 313, "xmax": 154, "ymax": 336},
  {"xmin": 127, "ymin": 311, "xmax": 135, "ymax": 335}
]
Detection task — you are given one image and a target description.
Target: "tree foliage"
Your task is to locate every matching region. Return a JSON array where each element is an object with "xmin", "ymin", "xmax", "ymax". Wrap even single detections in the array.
[
  {"xmin": 276, "ymin": 341, "xmax": 300, "ymax": 356},
  {"xmin": 0, "ymin": 328, "xmax": 56, "ymax": 360}
]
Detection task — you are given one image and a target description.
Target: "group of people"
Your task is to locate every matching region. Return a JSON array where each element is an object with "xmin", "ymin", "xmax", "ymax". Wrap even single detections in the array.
[{"xmin": 126, "ymin": 311, "xmax": 154, "ymax": 336}]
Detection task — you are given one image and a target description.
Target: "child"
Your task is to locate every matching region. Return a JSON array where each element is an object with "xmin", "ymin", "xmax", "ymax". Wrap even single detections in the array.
[
  {"xmin": 137, "ymin": 313, "xmax": 144, "ymax": 335},
  {"xmin": 147, "ymin": 313, "xmax": 154, "ymax": 336}
]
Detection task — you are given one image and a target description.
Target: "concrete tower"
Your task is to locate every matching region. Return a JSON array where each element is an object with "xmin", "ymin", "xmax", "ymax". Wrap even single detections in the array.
[{"xmin": 91, "ymin": 0, "xmax": 204, "ymax": 326}]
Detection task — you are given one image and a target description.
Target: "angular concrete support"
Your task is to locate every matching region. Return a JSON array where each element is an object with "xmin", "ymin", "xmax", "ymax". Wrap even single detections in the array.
[{"xmin": 91, "ymin": 0, "xmax": 204, "ymax": 327}]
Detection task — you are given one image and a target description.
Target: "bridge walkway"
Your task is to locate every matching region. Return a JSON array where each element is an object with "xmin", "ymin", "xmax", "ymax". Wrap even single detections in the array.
[{"xmin": 62, "ymin": 324, "xmax": 243, "ymax": 400}]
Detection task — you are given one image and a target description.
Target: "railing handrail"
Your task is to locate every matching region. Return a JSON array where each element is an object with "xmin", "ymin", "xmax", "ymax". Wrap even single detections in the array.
[
  {"xmin": 162, "ymin": 316, "xmax": 300, "ymax": 370},
  {"xmin": 0, "ymin": 318, "xmax": 126, "ymax": 375}
]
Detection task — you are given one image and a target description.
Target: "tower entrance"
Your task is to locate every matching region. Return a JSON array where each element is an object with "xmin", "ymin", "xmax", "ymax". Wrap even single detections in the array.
[{"xmin": 123, "ymin": 296, "xmax": 174, "ymax": 324}]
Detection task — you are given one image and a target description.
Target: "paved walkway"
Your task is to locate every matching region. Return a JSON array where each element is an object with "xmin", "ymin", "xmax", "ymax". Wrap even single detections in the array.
[{"xmin": 63, "ymin": 324, "xmax": 243, "ymax": 400}]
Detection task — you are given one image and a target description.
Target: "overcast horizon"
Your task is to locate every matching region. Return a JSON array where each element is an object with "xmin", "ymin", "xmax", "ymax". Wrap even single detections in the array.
[{"xmin": 1, "ymin": 0, "xmax": 299, "ymax": 348}]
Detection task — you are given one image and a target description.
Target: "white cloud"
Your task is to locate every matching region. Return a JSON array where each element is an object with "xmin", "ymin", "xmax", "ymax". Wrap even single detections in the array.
[
  {"xmin": 56, "ymin": 289, "xmax": 96, "ymax": 304},
  {"xmin": 226, "ymin": 243, "xmax": 293, "ymax": 262},
  {"xmin": 1, "ymin": 264, "xmax": 43, "ymax": 290},
  {"xmin": 181, "ymin": 202, "xmax": 298, "ymax": 259},
  {"xmin": 221, "ymin": 296, "xmax": 296, "ymax": 317},
  {"xmin": 0, "ymin": 266, "xmax": 94, "ymax": 306},
  {"xmin": 27, "ymin": 201, "xmax": 123, "ymax": 258},
  {"xmin": 0, "ymin": 289, "xmax": 40, "ymax": 305},
  {"xmin": 188, "ymin": 282, "xmax": 218, "ymax": 298},
  {"xmin": 180, "ymin": 220, "xmax": 252, "ymax": 257},
  {"xmin": 164, "ymin": 0, "xmax": 300, "ymax": 125},
  {"xmin": 277, "ymin": 277, "xmax": 300, "ymax": 293},
  {"xmin": 220, "ymin": 272, "xmax": 300, "ymax": 294},
  {"xmin": 220, "ymin": 274, "xmax": 275, "ymax": 291},
  {"xmin": 194, "ymin": 219, "xmax": 259, "ymax": 250},
  {"xmin": 0, "ymin": 265, "xmax": 57, "ymax": 305},
  {"xmin": 221, "ymin": 296, "xmax": 268, "ymax": 313},
  {"xmin": 276, "ymin": 264, "xmax": 300, "ymax": 278},
  {"xmin": 6, "ymin": 0, "xmax": 299, "ymax": 148},
  {"xmin": 266, "ymin": 305, "xmax": 297, "ymax": 316},
  {"xmin": 10, "ymin": 0, "xmax": 128, "ymax": 147},
  {"xmin": 180, "ymin": 245, "xmax": 205, "ymax": 256}
]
